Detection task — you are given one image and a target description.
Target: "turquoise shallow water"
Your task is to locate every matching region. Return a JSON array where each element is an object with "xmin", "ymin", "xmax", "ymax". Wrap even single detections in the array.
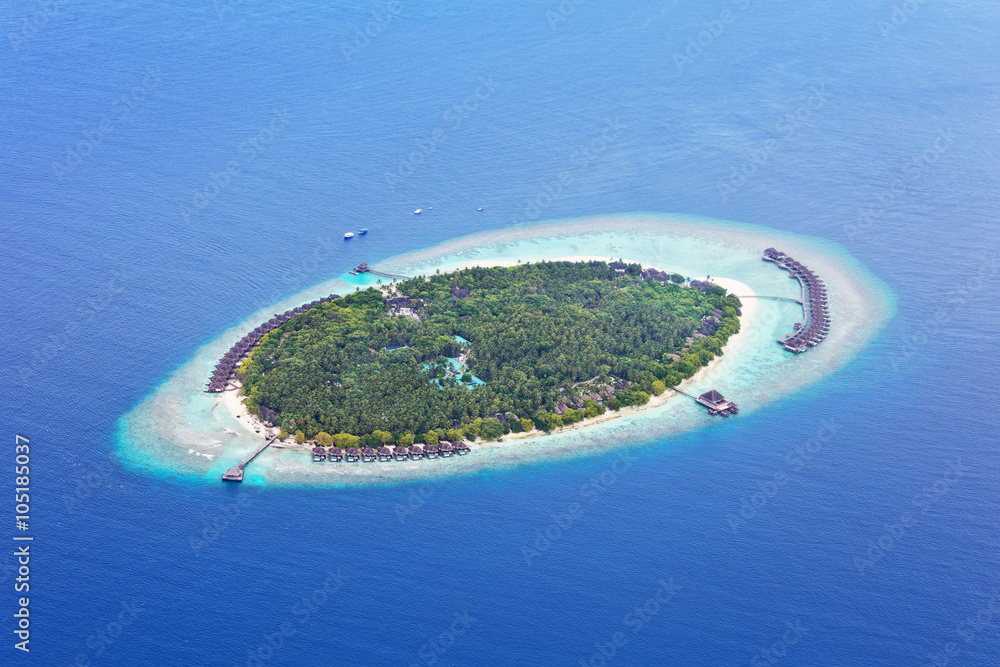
[
  {"xmin": 4, "ymin": 1, "xmax": 999, "ymax": 664},
  {"xmin": 117, "ymin": 212, "xmax": 894, "ymax": 487}
]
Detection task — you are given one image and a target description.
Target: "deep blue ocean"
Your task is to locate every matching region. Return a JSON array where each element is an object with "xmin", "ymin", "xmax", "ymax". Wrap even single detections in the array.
[{"xmin": 3, "ymin": 1, "xmax": 999, "ymax": 665}]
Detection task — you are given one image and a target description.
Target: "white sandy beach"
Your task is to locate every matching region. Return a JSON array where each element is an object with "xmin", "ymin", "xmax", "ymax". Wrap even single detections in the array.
[
  {"xmin": 116, "ymin": 213, "xmax": 893, "ymax": 487},
  {"xmin": 218, "ymin": 259, "xmax": 758, "ymax": 440}
]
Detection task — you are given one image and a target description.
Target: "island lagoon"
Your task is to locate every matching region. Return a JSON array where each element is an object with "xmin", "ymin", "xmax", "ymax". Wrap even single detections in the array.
[{"xmin": 117, "ymin": 212, "xmax": 893, "ymax": 487}]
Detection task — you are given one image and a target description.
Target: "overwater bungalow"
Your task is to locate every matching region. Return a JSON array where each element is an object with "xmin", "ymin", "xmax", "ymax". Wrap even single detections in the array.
[
  {"xmin": 377, "ymin": 446, "xmax": 394, "ymax": 462},
  {"xmin": 696, "ymin": 390, "xmax": 739, "ymax": 416},
  {"xmin": 393, "ymin": 447, "xmax": 409, "ymax": 462},
  {"xmin": 424, "ymin": 444, "xmax": 439, "ymax": 459},
  {"xmin": 312, "ymin": 447, "xmax": 326, "ymax": 462},
  {"xmin": 454, "ymin": 441, "xmax": 470, "ymax": 455},
  {"xmin": 206, "ymin": 292, "xmax": 344, "ymax": 392},
  {"xmin": 408, "ymin": 445, "xmax": 424, "ymax": 460},
  {"xmin": 361, "ymin": 446, "xmax": 377, "ymax": 462},
  {"xmin": 438, "ymin": 442, "xmax": 454, "ymax": 457},
  {"xmin": 328, "ymin": 447, "xmax": 344, "ymax": 462}
]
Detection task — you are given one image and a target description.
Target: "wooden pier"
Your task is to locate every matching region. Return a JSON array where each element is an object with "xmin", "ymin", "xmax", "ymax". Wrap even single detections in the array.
[
  {"xmin": 761, "ymin": 248, "xmax": 830, "ymax": 354},
  {"xmin": 672, "ymin": 388, "xmax": 739, "ymax": 416},
  {"xmin": 735, "ymin": 295, "xmax": 803, "ymax": 304},
  {"xmin": 349, "ymin": 262, "xmax": 413, "ymax": 280},
  {"xmin": 222, "ymin": 435, "xmax": 277, "ymax": 482}
]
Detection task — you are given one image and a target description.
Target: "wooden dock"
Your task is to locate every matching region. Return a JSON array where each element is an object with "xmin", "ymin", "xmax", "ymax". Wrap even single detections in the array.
[
  {"xmin": 736, "ymin": 295, "xmax": 803, "ymax": 304},
  {"xmin": 222, "ymin": 435, "xmax": 277, "ymax": 483},
  {"xmin": 349, "ymin": 262, "xmax": 412, "ymax": 280},
  {"xmin": 761, "ymin": 248, "xmax": 830, "ymax": 353},
  {"xmin": 672, "ymin": 388, "xmax": 739, "ymax": 416}
]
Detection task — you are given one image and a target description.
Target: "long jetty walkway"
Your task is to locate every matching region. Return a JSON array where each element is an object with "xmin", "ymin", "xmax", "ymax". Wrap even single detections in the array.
[
  {"xmin": 349, "ymin": 262, "xmax": 412, "ymax": 280},
  {"xmin": 735, "ymin": 295, "xmax": 803, "ymax": 304},
  {"xmin": 222, "ymin": 435, "xmax": 277, "ymax": 482},
  {"xmin": 206, "ymin": 293, "xmax": 342, "ymax": 393},
  {"xmin": 760, "ymin": 248, "xmax": 830, "ymax": 353}
]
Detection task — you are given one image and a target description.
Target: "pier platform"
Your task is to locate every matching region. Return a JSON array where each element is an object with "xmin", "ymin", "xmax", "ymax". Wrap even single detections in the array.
[{"xmin": 222, "ymin": 435, "xmax": 276, "ymax": 483}]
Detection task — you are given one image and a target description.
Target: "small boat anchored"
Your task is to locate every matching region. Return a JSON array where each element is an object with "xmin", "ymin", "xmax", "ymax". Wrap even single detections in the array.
[
  {"xmin": 344, "ymin": 232, "xmax": 354, "ymax": 239},
  {"xmin": 358, "ymin": 228, "xmax": 368, "ymax": 235},
  {"xmin": 413, "ymin": 209, "xmax": 422, "ymax": 214}
]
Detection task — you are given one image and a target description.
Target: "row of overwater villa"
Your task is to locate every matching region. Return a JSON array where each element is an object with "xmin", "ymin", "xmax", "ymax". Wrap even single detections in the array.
[{"xmin": 311, "ymin": 441, "xmax": 471, "ymax": 463}]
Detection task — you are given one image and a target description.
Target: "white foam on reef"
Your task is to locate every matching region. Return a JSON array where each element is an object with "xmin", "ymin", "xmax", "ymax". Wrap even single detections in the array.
[{"xmin": 116, "ymin": 213, "xmax": 894, "ymax": 487}]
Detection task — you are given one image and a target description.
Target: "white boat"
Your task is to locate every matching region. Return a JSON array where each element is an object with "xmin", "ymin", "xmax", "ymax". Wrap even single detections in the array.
[
  {"xmin": 413, "ymin": 209, "xmax": 422, "ymax": 214},
  {"xmin": 344, "ymin": 232, "xmax": 354, "ymax": 239}
]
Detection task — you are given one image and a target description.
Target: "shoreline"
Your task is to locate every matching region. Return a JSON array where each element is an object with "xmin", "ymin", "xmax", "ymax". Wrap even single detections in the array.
[
  {"xmin": 217, "ymin": 261, "xmax": 759, "ymax": 457},
  {"xmin": 116, "ymin": 213, "xmax": 894, "ymax": 487}
]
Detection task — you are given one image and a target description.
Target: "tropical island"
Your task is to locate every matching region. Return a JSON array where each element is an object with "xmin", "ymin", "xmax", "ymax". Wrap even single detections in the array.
[
  {"xmin": 117, "ymin": 213, "xmax": 893, "ymax": 487},
  {"xmin": 233, "ymin": 260, "xmax": 742, "ymax": 450}
]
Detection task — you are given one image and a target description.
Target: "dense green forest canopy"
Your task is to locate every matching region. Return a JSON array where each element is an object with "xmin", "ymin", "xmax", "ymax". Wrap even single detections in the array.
[{"xmin": 237, "ymin": 260, "xmax": 741, "ymax": 444}]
